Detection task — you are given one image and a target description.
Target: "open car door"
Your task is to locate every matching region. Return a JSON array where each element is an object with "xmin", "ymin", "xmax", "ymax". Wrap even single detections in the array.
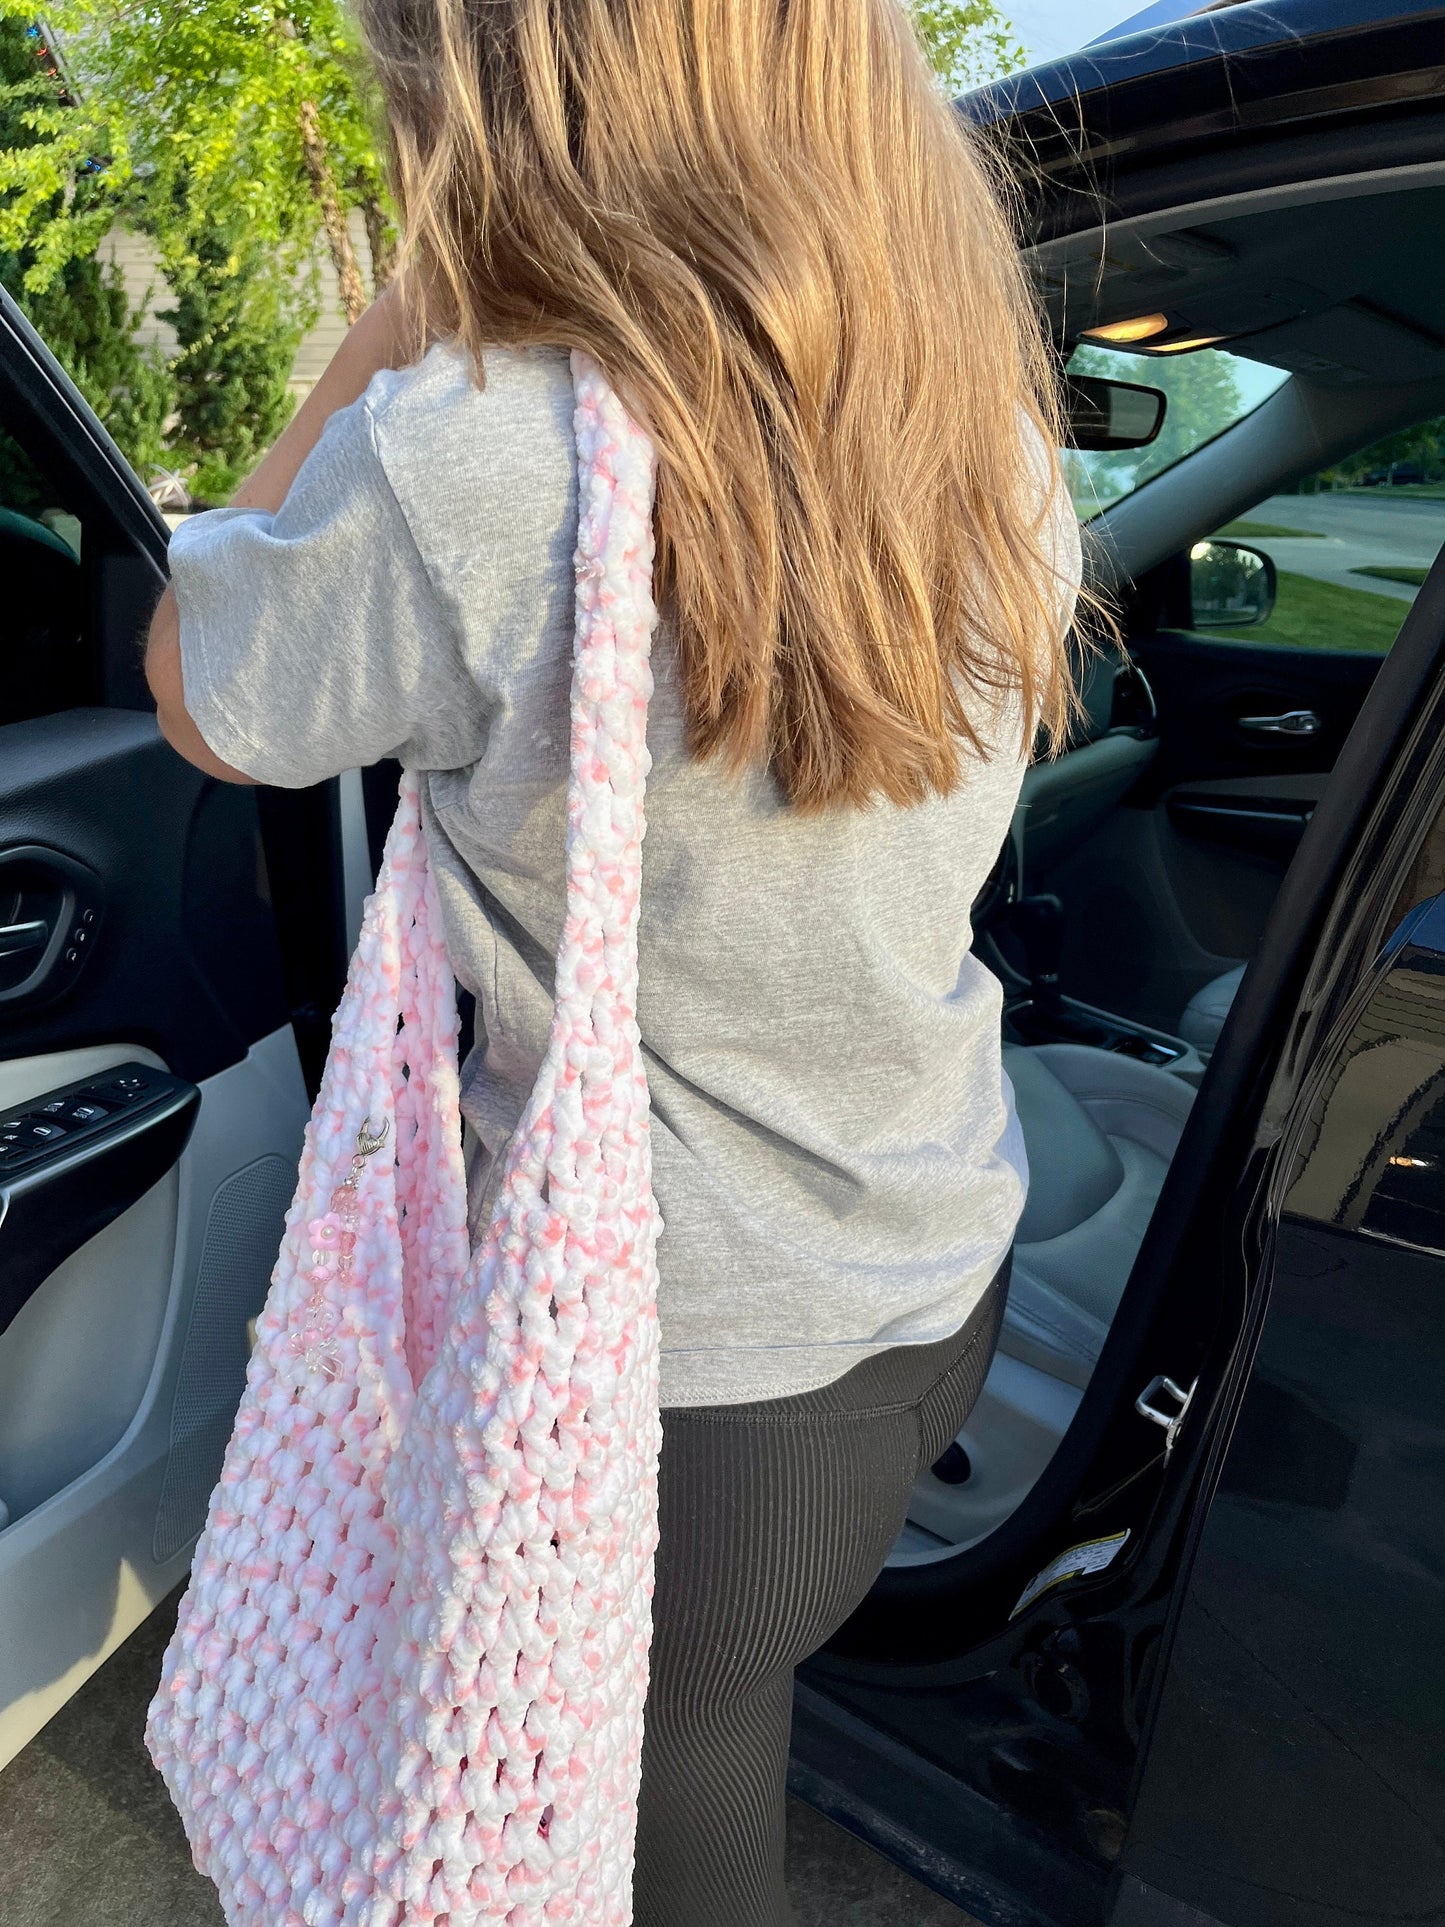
[
  {"xmin": 789, "ymin": 8, "xmax": 1445, "ymax": 1925},
  {"xmin": 0, "ymin": 291, "xmax": 321, "ymax": 1767}
]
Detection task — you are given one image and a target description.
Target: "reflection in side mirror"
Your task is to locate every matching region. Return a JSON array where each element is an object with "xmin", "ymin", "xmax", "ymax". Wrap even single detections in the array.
[
  {"xmin": 1064, "ymin": 374, "xmax": 1168, "ymax": 452},
  {"xmin": 1189, "ymin": 540, "xmax": 1278, "ymax": 629}
]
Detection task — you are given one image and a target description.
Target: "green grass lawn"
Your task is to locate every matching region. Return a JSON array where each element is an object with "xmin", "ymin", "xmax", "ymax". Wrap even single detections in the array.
[
  {"xmin": 1195, "ymin": 569, "xmax": 1408, "ymax": 653},
  {"xmin": 1214, "ymin": 519, "xmax": 1326, "ymax": 541},
  {"xmin": 1351, "ymin": 563, "xmax": 1431, "ymax": 588}
]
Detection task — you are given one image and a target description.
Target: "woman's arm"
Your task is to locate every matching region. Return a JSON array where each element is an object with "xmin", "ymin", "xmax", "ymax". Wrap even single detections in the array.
[{"xmin": 145, "ymin": 283, "xmax": 421, "ymax": 782}]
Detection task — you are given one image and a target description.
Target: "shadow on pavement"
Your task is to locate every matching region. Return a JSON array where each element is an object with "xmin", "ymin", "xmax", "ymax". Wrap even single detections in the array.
[{"xmin": 0, "ymin": 1589, "xmax": 978, "ymax": 1927}]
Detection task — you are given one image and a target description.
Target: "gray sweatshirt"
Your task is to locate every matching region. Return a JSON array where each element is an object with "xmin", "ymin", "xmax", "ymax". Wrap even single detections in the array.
[{"xmin": 170, "ymin": 341, "xmax": 1082, "ymax": 1407}]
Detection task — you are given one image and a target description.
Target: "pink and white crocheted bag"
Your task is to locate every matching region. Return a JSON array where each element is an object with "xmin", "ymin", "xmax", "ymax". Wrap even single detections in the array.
[{"xmin": 146, "ymin": 353, "xmax": 663, "ymax": 1927}]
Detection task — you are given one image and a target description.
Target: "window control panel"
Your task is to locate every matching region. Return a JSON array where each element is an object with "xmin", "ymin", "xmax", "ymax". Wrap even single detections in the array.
[{"xmin": 0, "ymin": 1062, "xmax": 192, "ymax": 1180}]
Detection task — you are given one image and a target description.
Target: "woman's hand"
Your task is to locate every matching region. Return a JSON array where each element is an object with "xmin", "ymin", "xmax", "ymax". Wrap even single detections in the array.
[{"xmin": 145, "ymin": 277, "xmax": 427, "ymax": 780}]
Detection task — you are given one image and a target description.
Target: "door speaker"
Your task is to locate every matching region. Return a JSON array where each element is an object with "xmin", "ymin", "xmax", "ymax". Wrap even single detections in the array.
[{"xmin": 153, "ymin": 1154, "xmax": 293, "ymax": 1563}]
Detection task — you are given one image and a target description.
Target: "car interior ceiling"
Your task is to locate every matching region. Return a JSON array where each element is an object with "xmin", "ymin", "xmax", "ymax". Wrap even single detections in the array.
[
  {"xmin": 1042, "ymin": 181, "xmax": 1445, "ymax": 394},
  {"xmin": 892, "ymin": 170, "xmax": 1445, "ymax": 1565}
]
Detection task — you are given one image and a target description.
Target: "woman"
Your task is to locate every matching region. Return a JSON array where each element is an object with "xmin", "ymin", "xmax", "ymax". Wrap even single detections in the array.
[{"xmin": 145, "ymin": 2, "xmax": 1081, "ymax": 1919}]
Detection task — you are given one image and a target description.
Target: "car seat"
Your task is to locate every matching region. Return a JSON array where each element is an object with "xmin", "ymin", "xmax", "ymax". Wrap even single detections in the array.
[
  {"xmin": 898, "ymin": 1042, "xmax": 1195, "ymax": 1559},
  {"xmin": 1178, "ymin": 965, "xmax": 1247, "ymax": 1053}
]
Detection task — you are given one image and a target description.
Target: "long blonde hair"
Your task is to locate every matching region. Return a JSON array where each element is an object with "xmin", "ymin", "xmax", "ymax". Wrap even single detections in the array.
[{"xmin": 357, "ymin": 0, "xmax": 1074, "ymax": 811}]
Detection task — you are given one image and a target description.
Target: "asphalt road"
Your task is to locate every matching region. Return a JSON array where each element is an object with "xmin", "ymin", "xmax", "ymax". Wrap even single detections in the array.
[
  {"xmin": 0, "ymin": 1590, "xmax": 979, "ymax": 1927},
  {"xmin": 1238, "ymin": 491, "xmax": 1445, "ymax": 602}
]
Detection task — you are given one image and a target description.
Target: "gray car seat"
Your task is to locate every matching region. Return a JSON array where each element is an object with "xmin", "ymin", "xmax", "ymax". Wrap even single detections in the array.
[
  {"xmin": 1001, "ymin": 1044, "xmax": 1195, "ymax": 1387},
  {"xmin": 897, "ymin": 1042, "xmax": 1195, "ymax": 1561},
  {"xmin": 1178, "ymin": 964, "xmax": 1247, "ymax": 1053}
]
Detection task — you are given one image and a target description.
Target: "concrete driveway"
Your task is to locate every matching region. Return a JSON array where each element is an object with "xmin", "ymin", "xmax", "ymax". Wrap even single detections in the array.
[
  {"xmin": 0, "ymin": 1591, "xmax": 979, "ymax": 1927},
  {"xmin": 1241, "ymin": 492, "xmax": 1445, "ymax": 602}
]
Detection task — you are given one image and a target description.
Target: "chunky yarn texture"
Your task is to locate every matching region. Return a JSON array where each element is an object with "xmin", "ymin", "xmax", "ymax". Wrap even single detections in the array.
[{"xmin": 146, "ymin": 354, "xmax": 664, "ymax": 1925}]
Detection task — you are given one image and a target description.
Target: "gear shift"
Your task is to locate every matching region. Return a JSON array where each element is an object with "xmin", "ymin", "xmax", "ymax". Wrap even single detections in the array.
[{"xmin": 1011, "ymin": 894, "xmax": 1065, "ymax": 1018}]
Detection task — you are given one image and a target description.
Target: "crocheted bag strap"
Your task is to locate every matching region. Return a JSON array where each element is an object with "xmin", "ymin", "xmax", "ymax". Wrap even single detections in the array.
[
  {"xmin": 368, "ymin": 352, "xmax": 664, "ymax": 1917},
  {"xmin": 389, "ymin": 775, "xmax": 472, "ymax": 1385}
]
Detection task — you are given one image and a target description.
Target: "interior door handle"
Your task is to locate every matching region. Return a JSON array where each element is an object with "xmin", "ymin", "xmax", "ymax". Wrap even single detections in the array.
[
  {"xmin": 1239, "ymin": 709, "xmax": 1323, "ymax": 739},
  {"xmin": 0, "ymin": 846, "xmax": 104, "ymax": 1004},
  {"xmin": 0, "ymin": 919, "xmax": 48, "ymax": 960}
]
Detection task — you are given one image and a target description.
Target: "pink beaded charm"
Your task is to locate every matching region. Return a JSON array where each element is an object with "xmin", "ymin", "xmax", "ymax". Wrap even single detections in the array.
[{"xmin": 288, "ymin": 1117, "xmax": 388, "ymax": 1382}]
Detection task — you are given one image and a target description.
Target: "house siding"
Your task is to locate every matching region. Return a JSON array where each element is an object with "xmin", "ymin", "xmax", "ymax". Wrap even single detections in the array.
[{"xmin": 100, "ymin": 215, "xmax": 374, "ymax": 398}]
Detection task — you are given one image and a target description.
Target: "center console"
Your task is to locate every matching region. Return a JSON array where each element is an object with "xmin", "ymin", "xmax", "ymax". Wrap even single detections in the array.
[
  {"xmin": 992, "ymin": 892, "xmax": 1206, "ymax": 1084},
  {"xmin": 1004, "ymin": 991, "xmax": 1203, "ymax": 1078}
]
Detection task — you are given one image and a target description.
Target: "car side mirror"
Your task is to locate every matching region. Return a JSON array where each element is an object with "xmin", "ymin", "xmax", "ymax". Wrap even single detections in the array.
[
  {"xmin": 1189, "ymin": 539, "xmax": 1278, "ymax": 629},
  {"xmin": 1064, "ymin": 374, "xmax": 1167, "ymax": 451}
]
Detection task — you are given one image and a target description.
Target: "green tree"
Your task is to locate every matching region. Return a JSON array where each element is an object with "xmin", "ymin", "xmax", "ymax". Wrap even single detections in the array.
[
  {"xmin": 19, "ymin": 247, "xmax": 171, "ymax": 470},
  {"xmin": 909, "ymin": 0, "xmax": 1028, "ymax": 89},
  {"xmin": 157, "ymin": 220, "xmax": 300, "ymax": 502},
  {"xmin": 0, "ymin": 3, "xmax": 392, "ymax": 490},
  {"xmin": 0, "ymin": 17, "xmax": 168, "ymax": 472},
  {"xmin": 0, "ymin": 0, "xmax": 394, "ymax": 324},
  {"xmin": 1066, "ymin": 343, "xmax": 1247, "ymax": 512},
  {"xmin": 1329, "ymin": 420, "xmax": 1445, "ymax": 487}
]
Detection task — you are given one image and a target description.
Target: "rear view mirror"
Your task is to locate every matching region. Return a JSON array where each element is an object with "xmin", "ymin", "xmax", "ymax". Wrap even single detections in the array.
[
  {"xmin": 1064, "ymin": 374, "xmax": 1167, "ymax": 451},
  {"xmin": 1189, "ymin": 540, "xmax": 1278, "ymax": 629}
]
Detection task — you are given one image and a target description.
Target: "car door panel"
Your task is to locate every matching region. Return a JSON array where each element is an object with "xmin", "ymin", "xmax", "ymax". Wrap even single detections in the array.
[
  {"xmin": 1127, "ymin": 632, "xmax": 1384, "ymax": 797},
  {"xmin": 1048, "ymin": 774, "xmax": 1334, "ymax": 1034},
  {"xmin": 1115, "ymin": 898, "xmax": 1445, "ymax": 1927},
  {"xmin": 1164, "ymin": 773, "xmax": 1324, "ymax": 866},
  {"xmin": 0, "ymin": 297, "xmax": 320, "ymax": 1767},
  {"xmin": 1045, "ymin": 635, "xmax": 1389, "ymax": 1032},
  {"xmin": 0, "ymin": 1023, "xmax": 309, "ymax": 1769},
  {"xmin": 0, "ymin": 710, "xmax": 286, "ymax": 1072},
  {"xmin": 1045, "ymin": 802, "xmax": 1260, "ymax": 1034},
  {"xmin": 0, "ymin": 1041, "xmax": 179, "ymax": 1510},
  {"xmin": 0, "ymin": 1061, "xmax": 199, "ymax": 1337}
]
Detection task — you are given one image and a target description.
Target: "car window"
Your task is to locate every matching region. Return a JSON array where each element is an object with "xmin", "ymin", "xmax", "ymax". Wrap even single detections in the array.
[
  {"xmin": 1065, "ymin": 344, "xmax": 1290, "ymax": 519},
  {"xmin": 0, "ymin": 418, "xmax": 82, "ymax": 556},
  {"xmin": 0, "ymin": 413, "xmax": 89, "ymax": 726},
  {"xmin": 1192, "ymin": 422, "xmax": 1445, "ymax": 656}
]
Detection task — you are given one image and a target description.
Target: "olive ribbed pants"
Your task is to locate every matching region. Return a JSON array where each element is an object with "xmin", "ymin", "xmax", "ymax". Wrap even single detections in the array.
[{"xmin": 632, "ymin": 1258, "xmax": 1009, "ymax": 1926}]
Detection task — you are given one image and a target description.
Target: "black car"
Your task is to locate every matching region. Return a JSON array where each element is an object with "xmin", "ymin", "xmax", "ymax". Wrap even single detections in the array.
[{"xmin": 1, "ymin": 4, "xmax": 1444, "ymax": 1926}]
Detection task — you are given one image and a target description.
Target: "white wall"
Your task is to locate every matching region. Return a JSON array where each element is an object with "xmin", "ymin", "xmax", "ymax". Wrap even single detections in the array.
[{"xmin": 98, "ymin": 226, "xmax": 177, "ymax": 358}]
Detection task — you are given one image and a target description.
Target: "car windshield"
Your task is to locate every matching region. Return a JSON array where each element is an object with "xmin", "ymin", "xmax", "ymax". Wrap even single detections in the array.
[{"xmin": 1065, "ymin": 344, "xmax": 1291, "ymax": 520}]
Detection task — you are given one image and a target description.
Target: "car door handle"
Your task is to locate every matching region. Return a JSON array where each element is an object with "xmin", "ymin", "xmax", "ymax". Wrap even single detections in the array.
[
  {"xmin": 1239, "ymin": 709, "xmax": 1323, "ymax": 738},
  {"xmin": 0, "ymin": 918, "xmax": 48, "ymax": 960},
  {"xmin": 0, "ymin": 845, "xmax": 104, "ymax": 1004}
]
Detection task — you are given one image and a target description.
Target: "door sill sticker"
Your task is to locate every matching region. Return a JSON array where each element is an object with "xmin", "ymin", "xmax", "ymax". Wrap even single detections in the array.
[{"xmin": 1011, "ymin": 1529, "xmax": 1130, "ymax": 1619}]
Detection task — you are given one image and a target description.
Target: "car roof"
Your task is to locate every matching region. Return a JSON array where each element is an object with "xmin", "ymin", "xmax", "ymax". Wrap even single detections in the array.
[
  {"xmin": 969, "ymin": 0, "xmax": 1445, "ymax": 129},
  {"xmin": 974, "ymin": 0, "xmax": 1445, "ymax": 579},
  {"xmin": 965, "ymin": 0, "xmax": 1445, "ymax": 248}
]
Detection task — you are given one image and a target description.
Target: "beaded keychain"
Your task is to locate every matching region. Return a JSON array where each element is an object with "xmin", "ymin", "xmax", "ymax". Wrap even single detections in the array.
[{"xmin": 288, "ymin": 1117, "xmax": 390, "ymax": 1380}]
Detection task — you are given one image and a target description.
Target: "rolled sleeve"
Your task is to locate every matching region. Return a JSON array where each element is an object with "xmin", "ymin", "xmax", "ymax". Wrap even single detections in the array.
[{"xmin": 169, "ymin": 389, "xmax": 489, "ymax": 788}]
